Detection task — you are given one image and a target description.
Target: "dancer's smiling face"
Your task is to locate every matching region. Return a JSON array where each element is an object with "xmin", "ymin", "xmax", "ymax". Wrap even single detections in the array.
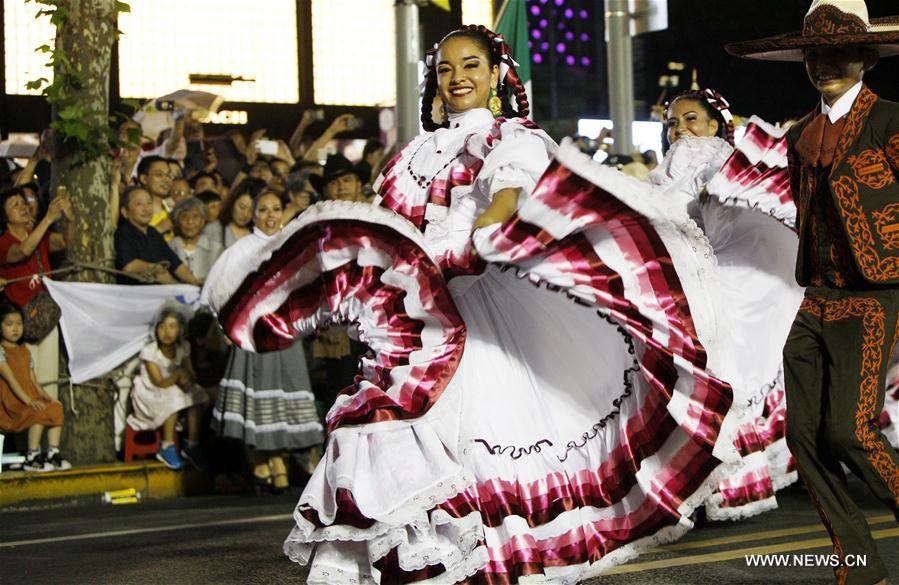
[
  {"xmin": 666, "ymin": 98, "xmax": 720, "ymax": 145},
  {"xmin": 803, "ymin": 46, "xmax": 877, "ymax": 105},
  {"xmin": 436, "ymin": 35, "xmax": 499, "ymax": 115}
]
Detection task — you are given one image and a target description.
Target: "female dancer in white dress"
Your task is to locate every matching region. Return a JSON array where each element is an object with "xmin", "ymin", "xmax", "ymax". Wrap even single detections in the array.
[
  {"xmin": 653, "ymin": 89, "xmax": 804, "ymax": 520},
  {"xmin": 205, "ymin": 26, "xmax": 743, "ymax": 583}
]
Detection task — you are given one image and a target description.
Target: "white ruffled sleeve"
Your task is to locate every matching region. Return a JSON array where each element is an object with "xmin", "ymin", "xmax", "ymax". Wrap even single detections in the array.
[{"xmin": 474, "ymin": 123, "xmax": 556, "ymax": 203}]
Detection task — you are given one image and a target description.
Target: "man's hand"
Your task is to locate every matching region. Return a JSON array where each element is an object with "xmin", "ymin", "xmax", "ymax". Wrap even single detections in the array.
[
  {"xmin": 327, "ymin": 114, "xmax": 355, "ymax": 136},
  {"xmin": 152, "ymin": 264, "xmax": 176, "ymax": 284}
]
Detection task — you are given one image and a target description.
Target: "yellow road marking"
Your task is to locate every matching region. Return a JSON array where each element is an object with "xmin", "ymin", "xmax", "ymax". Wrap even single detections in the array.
[
  {"xmin": 659, "ymin": 514, "xmax": 896, "ymax": 552},
  {"xmin": 606, "ymin": 527, "xmax": 899, "ymax": 575}
]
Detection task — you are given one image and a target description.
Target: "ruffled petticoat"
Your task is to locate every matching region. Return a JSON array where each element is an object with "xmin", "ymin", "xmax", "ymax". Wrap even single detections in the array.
[{"xmin": 204, "ymin": 134, "xmax": 749, "ymax": 583}]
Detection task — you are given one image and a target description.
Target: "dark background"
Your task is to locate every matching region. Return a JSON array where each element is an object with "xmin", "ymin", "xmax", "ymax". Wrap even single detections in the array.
[
  {"xmin": 530, "ymin": 0, "xmax": 899, "ymax": 123},
  {"xmin": 1, "ymin": 1, "xmax": 897, "ymax": 139}
]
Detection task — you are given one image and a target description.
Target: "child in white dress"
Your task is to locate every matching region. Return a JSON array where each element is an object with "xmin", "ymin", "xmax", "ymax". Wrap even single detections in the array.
[{"xmin": 127, "ymin": 305, "xmax": 208, "ymax": 470}]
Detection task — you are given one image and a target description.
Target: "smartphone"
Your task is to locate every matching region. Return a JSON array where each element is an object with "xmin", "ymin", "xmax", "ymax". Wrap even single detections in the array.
[
  {"xmin": 346, "ymin": 117, "xmax": 364, "ymax": 131},
  {"xmin": 256, "ymin": 139, "xmax": 279, "ymax": 155},
  {"xmin": 311, "ymin": 109, "xmax": 325, "ymax": 121}
]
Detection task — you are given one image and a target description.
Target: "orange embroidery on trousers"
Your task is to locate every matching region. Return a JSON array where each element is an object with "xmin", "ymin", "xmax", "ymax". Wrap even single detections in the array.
[
  {"xmin": 800, "ymin": 296, "xmax": 822, "ymax": 318},
  {"xmin": 804, "ymin": 295, "xmax": 899, "ymax": 503},
  {"xmin": 795, "ymin": 465, "xmax": 848, "ymax": 585}
]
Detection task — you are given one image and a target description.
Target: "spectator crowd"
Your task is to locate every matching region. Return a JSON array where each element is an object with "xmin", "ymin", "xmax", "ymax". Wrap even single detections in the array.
[{"xmin": 0, "ymin": 105, "xmax": 385, "ymax": 492}]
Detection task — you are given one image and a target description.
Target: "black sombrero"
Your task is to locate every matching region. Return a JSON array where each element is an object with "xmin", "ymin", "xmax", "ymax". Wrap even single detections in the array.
[{"xmin": 309, "ymin": 153, "xmax": 369, "ymax": 194}]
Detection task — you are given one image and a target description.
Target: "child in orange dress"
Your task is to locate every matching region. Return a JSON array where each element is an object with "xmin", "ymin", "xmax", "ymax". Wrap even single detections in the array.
[{"xmin": 0, "ymin": 302, "xmax": 70, "ymax": 472}]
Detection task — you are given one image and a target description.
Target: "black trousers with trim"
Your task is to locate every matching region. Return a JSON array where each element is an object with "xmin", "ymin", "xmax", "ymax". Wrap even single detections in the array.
[{"xmin": 784, "ymin": 286, "xmax": 899, "ymax": 585}]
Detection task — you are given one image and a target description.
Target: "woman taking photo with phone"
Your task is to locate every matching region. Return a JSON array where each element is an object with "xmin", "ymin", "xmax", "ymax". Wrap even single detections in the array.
[{"xmin": 0, "ymin": 186, "xmax": 74, "ymax": 404}]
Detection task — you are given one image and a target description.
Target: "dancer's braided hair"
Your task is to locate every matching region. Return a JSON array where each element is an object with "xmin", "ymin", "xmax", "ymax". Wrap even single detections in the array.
[
  {"xmin": 664, "ymin": 88, "xmax": 735, "ymax": 146},
  {"xmin": 421, "ymin": 25, "xmax": 530, "ymax": 132}
]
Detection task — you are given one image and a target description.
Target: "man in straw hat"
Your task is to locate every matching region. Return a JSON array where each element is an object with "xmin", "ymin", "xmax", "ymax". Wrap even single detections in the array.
[{"xmin": 728, "ymin": 2, "xmax": 899, "ymax": 584}]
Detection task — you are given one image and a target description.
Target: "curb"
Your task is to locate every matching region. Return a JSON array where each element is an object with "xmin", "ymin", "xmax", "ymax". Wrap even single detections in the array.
[{"xmin": 0, "ymin": 461, "xmax": 213, "ymax": 508}]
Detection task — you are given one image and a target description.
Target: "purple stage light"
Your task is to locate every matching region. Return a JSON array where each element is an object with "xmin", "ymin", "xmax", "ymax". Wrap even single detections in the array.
[
  {"xmin": 556, "ymin": 42, "xmax": 566, "ymax": 53},
  {"xmin": 566, "ymin": 55, "xmax": 575, "ymax": 66},
  {"xmin": 533, "ymin": 53, "xmax": 544, "ymax": 63},
  {"xmin": 580, "ymin": 32, "xmax": 589, "ymax": 42},
  {"xmin": 554, "ymin": 0, "xmax": 564, "ymax": 6},
  {"xmin": 539, "ymin": 18, "xmax": 548, "ymax": 28},
  {"xmin": 565, "ymin": 31, "xmax": 574, "ymax": 40},
  {"xmin": 581, "ymin": 56, "xmax": 591, "ymax": 66},
  {"xmin": 530, "ymin": 5, "xmax": 540, "ymax": 16},
  {"xmin": 564, "ymin": 8, "xmax": 573, "ymax": 18},
  {"xmin": 541, "ymin": 41, "xmax": 549, "ymax": 50},
  {"xmin": 557, "ymin": 22, "xmax": 566, "ymax": 30},
  {"xmin": 528, "ymin": 40, "xmax": 533, "ymax": 48},
  {"xmin": 532, "ymin": 29, "xmax": 541, "ymax": 39},
  {"xmin": 579, "ymin": 9, "xmax": 588, "ymax": 18}
]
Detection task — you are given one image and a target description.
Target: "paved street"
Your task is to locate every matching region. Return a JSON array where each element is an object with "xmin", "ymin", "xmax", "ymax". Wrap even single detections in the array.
[{"xmin": 1, "ymin": 477, "xmax": 895, "ymax": 584}]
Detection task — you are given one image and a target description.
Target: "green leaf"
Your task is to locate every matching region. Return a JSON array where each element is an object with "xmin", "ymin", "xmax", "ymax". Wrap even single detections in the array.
[
  {"xmin": 25, "ymin": 77, "xmax": 49, "ymax": 90},
  {"xmin": 35, "ymin": 44, "xmax": 52, "ymax": 54},
  {"xmin": 58, "ymin": 104, "xmax": 83, "ymax": 120},
  {"xmin": 115, "ymin": 1, "xmax": 131, "ymax": 13}
]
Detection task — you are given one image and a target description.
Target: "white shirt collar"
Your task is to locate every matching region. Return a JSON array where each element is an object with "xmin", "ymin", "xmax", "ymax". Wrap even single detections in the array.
[
  {"xmin": 445, "ymin": 108, "xmax": 494, "ymax": 130},
  {"xmin": 432, "ymin": 108, "xmax": 495, "ymax": 151},
  {"xmin": 821, "ymin": 82, "xmax": 863, "ymax": 123}
]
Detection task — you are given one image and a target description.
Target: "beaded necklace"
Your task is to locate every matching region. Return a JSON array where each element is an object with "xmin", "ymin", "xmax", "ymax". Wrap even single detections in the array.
[{"xmin": 405, "ymin": 136, "xmax": 461, "ymax": 190}]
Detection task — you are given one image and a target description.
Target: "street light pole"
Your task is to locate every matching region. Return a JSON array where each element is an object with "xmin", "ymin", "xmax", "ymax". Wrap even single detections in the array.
[
  {"xmin": 605, "ymin": 0, "xmax": 634, "ymax": 155},
  {"xmin": 395, "ymin": 0, "xmax": 423, "ymax": 147}
]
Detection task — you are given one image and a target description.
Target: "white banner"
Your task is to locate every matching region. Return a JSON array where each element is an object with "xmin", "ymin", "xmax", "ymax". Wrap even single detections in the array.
[{"xmin": 43, "ymin": 280, "xmax": 201, "ymax": 383}]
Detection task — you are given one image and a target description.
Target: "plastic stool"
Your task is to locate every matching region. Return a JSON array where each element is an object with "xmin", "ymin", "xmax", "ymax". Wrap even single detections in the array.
[{"xmin": 123, "ymin": 426, "xmax": 178, "ymax": 463}]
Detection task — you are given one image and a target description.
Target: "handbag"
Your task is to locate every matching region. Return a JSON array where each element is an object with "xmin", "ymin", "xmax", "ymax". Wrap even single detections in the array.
[{"xmin": 21, "ymin": 249, "xmax": 61, "ymax": 344}]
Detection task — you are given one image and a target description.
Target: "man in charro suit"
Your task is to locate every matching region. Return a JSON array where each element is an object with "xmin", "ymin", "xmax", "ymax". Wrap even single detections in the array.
[{"xmin": 727, "ymin": 1, "xmax": 899, "ymax": 584}]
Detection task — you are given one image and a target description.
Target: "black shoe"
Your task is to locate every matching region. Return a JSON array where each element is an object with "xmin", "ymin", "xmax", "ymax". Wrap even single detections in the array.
[
  {"xmin": 23, "ymin": 453, "xmax": 52, "ymax": 473},
  {"xmin": 252, "ymin": 474, "xmax": 273, "ymax": 496},
  {"xmin": 46, "ymin": 452, "xmax": 72, "ymax": 471}
]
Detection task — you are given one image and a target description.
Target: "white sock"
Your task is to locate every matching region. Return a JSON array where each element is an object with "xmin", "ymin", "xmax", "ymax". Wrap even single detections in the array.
[
  {"xmin": 27, "ymin": 449, "xmax": 41, "ymax": 459},
  {"xmin": 47, "ymin": 447, "xmax": 59, "ymax": 458}
]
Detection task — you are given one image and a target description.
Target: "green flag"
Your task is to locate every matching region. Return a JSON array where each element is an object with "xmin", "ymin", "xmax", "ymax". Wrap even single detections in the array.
[{"xmin": 494, "ymin": 0, "xmax": 532, "ymax": 118}]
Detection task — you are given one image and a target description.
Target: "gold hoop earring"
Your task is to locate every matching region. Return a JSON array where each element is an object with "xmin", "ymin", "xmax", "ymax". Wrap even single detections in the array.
[{"xmin": 488, "ymin": 87, "xmax": 503, "ymax": 117}]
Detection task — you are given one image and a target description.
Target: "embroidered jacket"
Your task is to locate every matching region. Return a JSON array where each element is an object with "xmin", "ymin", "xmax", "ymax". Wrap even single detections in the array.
[{"xmin": 786, "ymin": 85, "xmax": 899, "ymax": 286}]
